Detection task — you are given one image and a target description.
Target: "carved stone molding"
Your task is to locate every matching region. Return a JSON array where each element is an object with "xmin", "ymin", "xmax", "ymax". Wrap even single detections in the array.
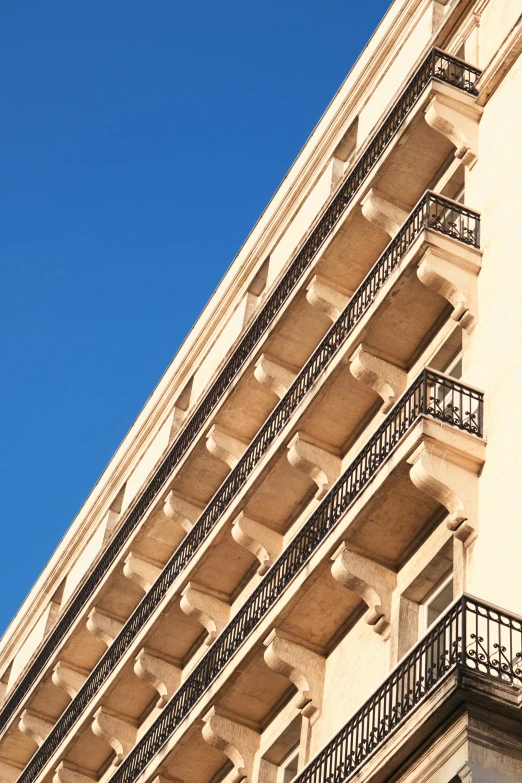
[
  {"xmin": 263, "ymin": 629, "xmax": 325, "ymax": 720},
  {"xmin": 180, "ymin": 582, "xmax": 230, "ymax": 645},
  {"xmin": 331, "ymin": 543, "xmax": 396, "ymax": 638},
  {"xmin": 163, "ymin": 490, "xmax": 204, "ymax": 534},
  {"xmin": 91, "ymin": 707, "xmax": 137, "ymax": 767},
  {"xmin": 424, "ymin": 89, "xmax": 483, "ymax": 169},
  {"xmin": 305, "ymin": 275, "xmax": 353, "ymax": 322},
  {"xmin": 123, "ymin": 552, "xmax": 162, "ymax": 593},
  {"xmin": 231, "ymin": 512, "xmax": 283, "ymax": 575},
  {"xmin": 360, "ymin": 188, "xmax": 410, "ymax": 237},
  {"xmin": 205, "ymin": 426, "xmax": 249, "ymax": 470},
  {"xmin": 408, "ymin": 437, "xmax": 483, "ymax": 544},
  {"xmin": 417, "ymin": 245, "xmax": 480, "ymax": 332},
  {"xmin": 349, "ymin": 345, "xmax": 407, "ymax": 412},
  {"xmin": 52, "ymin": 661, "xmax": 89, "ymax": 700},
  {"xmin": 287, "ymin": 433, "xmax": 341, "ymax": 500},
  {"xmin": 134, "ymin": 648, "xmax": 181, "ymax": 708},
  {"xmin": 202, "ymin": 706, "xmax": 260, "ymax": 783},
  {"xmin": 253, "ymin": 354, "xmax": 298, "ymax": 399},
  {"xmin": 53, "ymin": 762, "xmax": 97, "ymax": 783},
  {"xmin": 19, "ymin": 709, "xmax": 54, "ymax": 748},
  {"xmin": 86, "ymin": 608, "xmax": 124, "ymax": 648}
]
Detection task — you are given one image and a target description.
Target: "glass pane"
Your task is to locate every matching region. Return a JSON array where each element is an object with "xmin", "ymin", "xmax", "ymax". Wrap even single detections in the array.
[{"xmin": 427, "ymin": 580, "xmax": 453, "ymax": 627}]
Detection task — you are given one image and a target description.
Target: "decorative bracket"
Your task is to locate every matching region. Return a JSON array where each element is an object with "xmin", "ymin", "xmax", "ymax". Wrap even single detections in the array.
[
  {"xmin": 202, "ymin": 706, "xmax": 260, "ymax": 783},
  {"xmin": 424, "ymin": 89, "xmax": 483, "ymax": 169},
  {"xmin": 349, "ymin": 344, "xmax": 407, "ymax": 412},
  {"xmin": 331, "ymin": 543, "xmax": 396, "ymax": 638},
  {"xmin": 231, "ymin": 512, "xmax": 283, "ymax": 575},
  {"xmin": 253, "ymin": 354, "xmax": 298, "ymax": 399},
  {"xmin": 163, "ymin": 490, "xmax": 203, "ymax": 534},
  {"xmin": 91, "ymin": 707, "xmax": 137, "ymax": 767},
  {"xmin": 417, "ymin": 245, "xmax": 480, "ymax": 332},
  {"xmin": 408, "ymin": 438, "xmax": 482, "ymax": 544},
  {"xmin": 263, "ymin": 629, "xmax": 325, "ymax": 721},
  {"xmin": 180, "ymin": 582, "xmax": 230, "ymax": 645},
  {"xmin": 86, "ymin": 608, "xmax": 124, "ymax": 648},
  {"xmin": 123, "ymin": 552, "xmax": 162, "ymax": 593},
  {"xmin": 287, "ymin": 432, "xmax": 341, "ymax": 500},
  {"xmin": 134, "ymin": 648, "xmax": 181, "ymax": 708},
  {"xmin": 305, "ymin": 275, "xmax": 353, "ymax": 322},
  {"xmin": 360, "ymin": 188, "xmax": 409, "ymax": 237},
  {"xmin": 52, "ymin": 661, "xmax": 89, "ymax": 699},
  {"xmin": 206, "ymin": 425, "xmax": 248, "ymax": 470},
  {"xmin": 53, "ymin": 763, "xmax": 97, "ymax": 783},
  {"xmin": 19, "ymin": 709, "xmax": 54, "ymax": 748}
]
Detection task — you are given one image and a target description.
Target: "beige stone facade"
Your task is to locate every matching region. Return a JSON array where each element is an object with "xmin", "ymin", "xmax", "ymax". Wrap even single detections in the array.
[{"xmin": 1, "ymin": 1, "xmax": 522, "ymax": 782}]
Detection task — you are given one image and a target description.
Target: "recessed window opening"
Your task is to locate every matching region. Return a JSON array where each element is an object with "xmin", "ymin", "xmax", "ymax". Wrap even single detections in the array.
[
  {"xmin": 421, "ymin": 573, "xmax": 454, "ymax": 632},
  {"xmin": 278, "ymin": 746, "xmax": 299, "ymax": 783},
  {"xmin": 445, "ymin": 351, "xmax": 462, "ymax": 380}
]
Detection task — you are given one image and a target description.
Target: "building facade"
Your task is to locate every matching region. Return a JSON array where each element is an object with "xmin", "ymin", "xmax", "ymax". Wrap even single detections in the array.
[{"xmin": 2, "ymin": 1, "xmax": 522, "ymax": 782}]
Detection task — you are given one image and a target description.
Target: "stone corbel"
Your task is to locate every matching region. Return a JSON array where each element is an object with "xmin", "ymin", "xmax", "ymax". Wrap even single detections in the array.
[
  {"xmin": 349, "ymin": 345, "xmax": 407, "ymax": 412},
  {"xmin": 53, "ymin": 762, "xmax": 97, "ymax": 783},
  {"xmin": 180, "ymin": 582, "xmax": 230, "ymax": 645},
  {"xmin": 52, "ymin": 661, "xmax": 89, "ymax": 699},
  {"xmin": 86, "ymin": 608, "xmax": 124, "ymax": 648},
  {"xmin": 253, "ymin": 354, "xmax": 298, "ymax": 399},
  {"xmin": 168, "ymin": 407, "xmax": 186, "ymax": 440},
  {"xmin": 134, "ymin": 648, "xmax": 182, "ymax": 708},
  {"xmin": 206, "ymin": 425, "xmax": 248, "ymax": 470},
  {"xmin": 424, "ymin": 90, "xmax": 483, "ymax": 169},
  {"xmin": 417, "ymin": 246, "xmax": 479, "ymax": 332},
  {"xmin": 91, "ymin": 707, "xmax": 137, "ymax": 767},
  {"xmin": 19, "ymin": 709, "xmax": 54, "ymax": 748},
  {"xmin": 163, "ymin": 490, "xmax": 203, "ymax": 534},
  {"xmin": 123, "ymin": 552, "xmax": 162, "ymax": 593},
  {"xmin": 287, "ymin": 432, "xmax": 341, "ymax": 500},
  {"xmin": 305, "ymin": 275, "xmax": 353, "ymax": 322},
  {"xmin": 263, "ymin": 629, "xmax": 325, "ymax": 722},
  {"xmin": 202, "ymin": 706, "xmax": 260, "ymax": 783},
  {"xmin": 360, "ymin": 189, "xmax": 409, "ymax": 237},
  {"xmin": 331, "ymin": 543, "xmax": 396, "ymax": 638},
  {"xmin": 408, "ymin": 439, "xmax": 480, "ymax": 544},
  {"xmin": 231, "ymin": 512, "xmax": 283, "ymax": 575}
]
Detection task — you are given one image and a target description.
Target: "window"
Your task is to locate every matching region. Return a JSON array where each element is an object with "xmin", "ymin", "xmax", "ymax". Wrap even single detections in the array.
[
  {"xmin": 421, "ymin": 574, "xmax": 453, "ymax": 631},
  {"xmin": 278, "ymin": 747, "xmax": 299, "ymax": 783}
]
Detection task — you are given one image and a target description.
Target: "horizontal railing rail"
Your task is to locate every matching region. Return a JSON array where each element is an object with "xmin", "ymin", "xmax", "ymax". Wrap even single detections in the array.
[
  {"xmin": 0, "ymin": 49, "xmax": 481, "ymax": 741},
  {"xmin": 295, "ymin": 594, "xmax": 522, "ymax": 783},
  {"xmin": 14, "ymin": 191, "xmax": 480, "ymax": 782},
  {"xmin": 17, "ymin": 371, "xmax": 483, "ymax": 783}
]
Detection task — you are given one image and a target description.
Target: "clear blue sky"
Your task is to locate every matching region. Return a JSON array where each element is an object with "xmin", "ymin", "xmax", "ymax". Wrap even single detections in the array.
[{"xmin": 0, "ymin": 0, "xmax": 391, "ymax": 636}]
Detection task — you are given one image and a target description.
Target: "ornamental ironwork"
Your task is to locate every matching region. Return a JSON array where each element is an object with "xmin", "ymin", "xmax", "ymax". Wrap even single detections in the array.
[
  {"xmin": 18, "ymin": 370, "xmax": 483, "ymax": 783},
  {"xmin": 295, "ymin": 595, "xmax": 522, "ymax": 783},
  {"xmin": 0, "ymin": 49, "xmax": 481, "ymax": 745}
]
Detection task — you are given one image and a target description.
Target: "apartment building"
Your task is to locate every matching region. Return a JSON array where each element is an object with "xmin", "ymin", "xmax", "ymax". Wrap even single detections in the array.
[{"xmin": 1, "ymin": 1, "xmax": 522, "ymax": 782}]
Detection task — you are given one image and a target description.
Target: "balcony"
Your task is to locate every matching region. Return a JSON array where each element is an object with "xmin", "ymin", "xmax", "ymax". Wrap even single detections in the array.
[
  {"xmin": 0, "ymin": 50, "xmax": 483, "ymax": 768},
  {"xmin": 295, "ymin": 595, "xmax": 522, "ymax": 783},
  {"xmin": 12, "ymin": 371, "xmax": 486, "ymax": 783}
]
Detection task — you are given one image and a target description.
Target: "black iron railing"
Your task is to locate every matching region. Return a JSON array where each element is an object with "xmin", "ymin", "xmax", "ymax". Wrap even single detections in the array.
[
  {"xmin": 14, "ymin": 372, "xmax": 481, "ymax": 783},
  {"xmin": 0, "ymin": 49, "xmax": 481, "ymax": 740},
  {"xmin": 295, "ymin": 595, "xmax": 522, "ymax": 783},
  {"xmin": 13, "ymin": 192, "xmax": 480, "ymax": 782}
]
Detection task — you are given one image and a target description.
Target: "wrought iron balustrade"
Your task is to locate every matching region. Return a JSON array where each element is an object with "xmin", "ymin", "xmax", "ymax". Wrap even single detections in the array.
[
  {"xmin": 0, "ymin": 49, "xmax": 481, "ymax": 740},
  {"xmin": 13, "ymin": 193, "xmax": 480, "ymax": 783},
  {"xmin": 15, "ymin": 372, "xmax": 483, "ymax": 783},
  {"xmin": 295, "ymin": 595, "xmax": 522, "ymax": 783}
]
